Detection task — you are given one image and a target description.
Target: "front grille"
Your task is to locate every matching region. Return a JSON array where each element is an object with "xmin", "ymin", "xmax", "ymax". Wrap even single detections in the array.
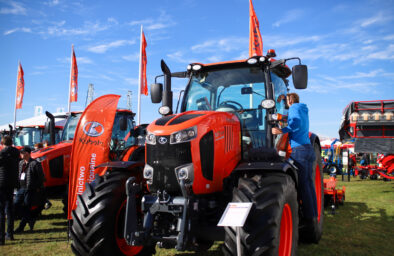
[{"xmin": 146, "ymin": 137, "xmax": 192, "ymax": 194}]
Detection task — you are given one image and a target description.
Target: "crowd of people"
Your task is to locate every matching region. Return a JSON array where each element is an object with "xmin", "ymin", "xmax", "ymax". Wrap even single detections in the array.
[{"xmin": 0, "ymin": 136, "xmax": 45, "ymax": 245}]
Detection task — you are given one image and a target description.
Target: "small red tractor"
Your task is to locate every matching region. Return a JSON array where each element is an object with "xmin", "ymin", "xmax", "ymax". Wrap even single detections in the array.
[
  {"xmin": 70, "ymin": 51, "xmax": 324, "ymax": 256},
  {"xmin": 31, "ymin": 109, "xmax": 137, "ymax": 214}
]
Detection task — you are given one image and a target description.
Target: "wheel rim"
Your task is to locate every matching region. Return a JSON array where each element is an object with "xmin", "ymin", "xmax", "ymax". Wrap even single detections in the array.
[
  {"xmin": 115, "ymin": 200, "xmax": 143, "ymax": 256},
  {"xmin": 315, "ymin": 163, "xmax": 322, "ymax": 223},
  {"xmin": 278, "ymin": 203, "xmax": 292, "ymax": 256}
]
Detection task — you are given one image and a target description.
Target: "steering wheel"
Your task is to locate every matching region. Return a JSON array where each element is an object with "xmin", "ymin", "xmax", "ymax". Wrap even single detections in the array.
[{"xmin": 218, "ymin": 100, "xmax": 244, "ymax": 111}]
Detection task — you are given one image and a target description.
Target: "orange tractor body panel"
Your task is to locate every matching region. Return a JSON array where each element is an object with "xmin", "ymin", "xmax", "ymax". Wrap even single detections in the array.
[{"xmin": 147, "ymin": 110, "xmax": 241, "ymax": 194}]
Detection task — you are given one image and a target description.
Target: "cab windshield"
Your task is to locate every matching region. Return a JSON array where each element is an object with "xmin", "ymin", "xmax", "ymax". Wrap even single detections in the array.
[
  {"xmin": 62, "ymin": 113, "xmax": 82, "ymax": 141},
  {"xmin": 14, "ymin": 127, "xmax": 42, "ymax": 147}
]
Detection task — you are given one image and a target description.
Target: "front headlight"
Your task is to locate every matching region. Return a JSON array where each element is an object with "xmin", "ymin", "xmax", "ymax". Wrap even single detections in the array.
[
  {"xmin": 146, "ymin": 132, "xmax": 156, "ymax": 145},
  {"xmin": 143, "ymin": 164, "xmax": 154, "ymax": 184},
  {"xmin": 175, "ymin": 163, "xmax": 194, "ymax": 184},
  {"xmin": 35, "ymin": 156, "xmax": 47, "ymax": 162},
  {"xmin": 170, "ymin": 126, "xmax": 197, "ymax": 144}
]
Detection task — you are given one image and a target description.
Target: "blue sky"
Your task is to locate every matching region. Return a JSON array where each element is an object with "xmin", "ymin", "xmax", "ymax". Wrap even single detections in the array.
[{"xmin": 0, "ymin": 0, "xmax": 393, "ymax": 139}]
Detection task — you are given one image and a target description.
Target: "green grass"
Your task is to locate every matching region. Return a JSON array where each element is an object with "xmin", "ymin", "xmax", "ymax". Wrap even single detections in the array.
[{"xmin": 1, "ymin": 176, "xmax": 393, "ymax": 256}]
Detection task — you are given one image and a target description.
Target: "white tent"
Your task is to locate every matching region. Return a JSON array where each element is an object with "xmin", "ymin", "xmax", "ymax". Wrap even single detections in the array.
[{"xmin": 0, "ymin": 112, "xmax": 67, "ymax": 131}]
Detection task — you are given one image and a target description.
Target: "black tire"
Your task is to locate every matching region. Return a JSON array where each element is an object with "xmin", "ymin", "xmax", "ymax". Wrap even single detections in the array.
[
  {"xmin": 300, "ymin": 143, "xmax": 324, "ymax": 243},
  {"xmin": 223, "ymin": 173, "xmax": 298, "ymax": 256},
  {"xmin": 70, "ymin": 170, "xmax": 155, "ymax": 256},
  {"xmin": 326, "ymin": 164, "xmax": 340, "ymax": 176}
]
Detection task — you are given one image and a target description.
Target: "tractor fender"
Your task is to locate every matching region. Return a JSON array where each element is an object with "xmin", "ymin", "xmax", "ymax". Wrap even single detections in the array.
[
  {"xmin": 232, "ymin": 160, "xmax": 298, "ymax": 187},
  {"xmin": 309, "ymin": 132, "xmax": 321, "ymax": 152}
]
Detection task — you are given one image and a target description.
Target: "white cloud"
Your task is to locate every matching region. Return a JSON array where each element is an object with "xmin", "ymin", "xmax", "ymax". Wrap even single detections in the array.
[
  {"xmin": 43, "ymin": 21, "xmax": 109, "ymax": 37},
  {"xmin": 272, "ymin": 9, "xmax": 304, "ymax": 28},
  {"xmin": 4, "ymin": 27, "xmax": 32, "ymax": 35},
  {"xmin": 0, "ymin": 1, "xmax": 26, "ymax": 15},
  {"xmin": 339, "ymin": 69, "xmax": 384, "ymax": 79},
  {"xmin": 107, "ymin": 17, "xmax": 118, "ymax": 25},
  {"xmin": 58, "ymin": 56, "xmax": 92, "ymax": 64},
  {"xmin": 265, "ymin": 35, "xmax": 323, "ymax": 48},
  {"xmin": 360, "ymin": 12, "xmax": 391, "ymax": 27},
  {"xmin": 87, "ymin": 40, "xmax": 136, "ymax": 54},
  {"xmin": 44, "ymin": 0, "xmax": 60, "ymax": 6},
  {"xmin": 191, "ymin": 37, "xmax": 248, "ymax": 53},
  {"xmin": 128, "ymin": 11, "xmax": 176, "ymax": 31}
]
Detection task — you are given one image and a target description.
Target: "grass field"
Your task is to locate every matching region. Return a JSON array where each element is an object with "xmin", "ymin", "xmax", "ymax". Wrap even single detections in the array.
[{"xmin": 1, "ymin": 176, "xmax": 393, "ymax": 256}]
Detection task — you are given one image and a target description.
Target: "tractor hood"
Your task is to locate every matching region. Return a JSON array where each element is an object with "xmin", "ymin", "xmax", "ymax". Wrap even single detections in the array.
[{"xmin": 145, "ymin": 110, "xmax": 241, "ymax": 195}]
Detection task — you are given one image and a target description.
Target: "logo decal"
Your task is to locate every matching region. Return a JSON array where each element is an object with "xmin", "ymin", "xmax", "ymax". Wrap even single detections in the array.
[
  {"xmin": 158, "ymin": 137, "xmax": 167, "ymax": 144},
  {"xmin": 83, "ymin": 122, "xmax": 104, "ymax": 137}
]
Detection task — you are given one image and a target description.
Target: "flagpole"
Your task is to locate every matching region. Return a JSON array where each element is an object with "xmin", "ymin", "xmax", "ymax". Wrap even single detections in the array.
[
  {"xmin": 137, "ymin": 25, "xmax": 143, "ymax": 125},
  {"xmin": 68, "ymin": 45, "xmax": 73, "ymax": 113},
  {"xmin": 13, "ymin": 61, "xmax": 20, "ymax": 130}
]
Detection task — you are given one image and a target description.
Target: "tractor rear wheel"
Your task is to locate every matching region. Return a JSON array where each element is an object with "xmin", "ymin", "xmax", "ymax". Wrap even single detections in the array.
[
  {"xmin": 70, "ymin": 170, "xmax": 155, "ymax": 256},
  {"xmin": 223, "ymin": 173, "xmax": 298, "ymax": 256},
  {"xmin": 300, "ymin": 143, "xmax": 324, "ymax": 243}
]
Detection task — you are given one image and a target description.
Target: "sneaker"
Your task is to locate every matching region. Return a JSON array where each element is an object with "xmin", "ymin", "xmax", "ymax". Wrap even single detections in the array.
[{"xmin": 44, "ymin": 201, "xmax": 52, "ymax": 210}]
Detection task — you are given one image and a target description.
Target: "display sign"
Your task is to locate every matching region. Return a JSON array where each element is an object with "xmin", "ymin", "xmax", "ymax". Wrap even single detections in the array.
[{"xmin": 218, "ymin": 202, "xmax": 253, "ymax": 227}]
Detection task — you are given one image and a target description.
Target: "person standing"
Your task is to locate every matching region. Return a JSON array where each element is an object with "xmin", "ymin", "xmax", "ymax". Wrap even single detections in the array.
[
  {"xmin": 272, "ymin": 93, "xmax": 318, "ymax": 228},
  {"xmin": 0, "ymin": 136, "xmax": 20, "ymax": 244},
  {"xmin": 14, "ymin": 146, "xmax": 45, "ymax": 233}
]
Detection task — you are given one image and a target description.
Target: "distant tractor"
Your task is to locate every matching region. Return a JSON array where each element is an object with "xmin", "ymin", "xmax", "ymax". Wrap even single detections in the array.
[
  {"xmin": 339, "ymin": 99, "xmax": 394, "ymax": 180},
  {"xmin": 71, "ymin": 50, "xmax": 324, "ymax": 256},
  {"xmin": 32, "ymin": 109, "xmax": 137, "ymax": 213}
]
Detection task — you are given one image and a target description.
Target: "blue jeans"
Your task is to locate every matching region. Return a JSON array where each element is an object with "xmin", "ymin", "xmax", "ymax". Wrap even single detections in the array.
[
  {"xmin": 291, "ymin": 144, "xmax": 317, "ymax": 219},
  {"xmin": 14, "ymin": 188, "xmax": 35, "ymax": 229}
]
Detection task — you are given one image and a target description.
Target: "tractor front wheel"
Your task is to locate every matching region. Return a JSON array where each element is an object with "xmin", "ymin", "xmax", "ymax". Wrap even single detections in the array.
[
  {"xmin": 223, "ymin": 173, "xmax": 298, "ymax": 256},
  {"xmin": 70, "ymin": 170, "xmax": 155, "ymax": 256}
]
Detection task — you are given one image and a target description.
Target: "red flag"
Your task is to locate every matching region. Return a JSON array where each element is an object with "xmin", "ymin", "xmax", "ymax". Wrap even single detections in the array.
[
  {"xmin": 67, "ymin": 94, "xmax": 120, "ymax": 219},
  {"xmin": 140, "ymin": 30, "xmax": 148, "ymax": 95},
  {"xmin": 249, "ymin": 0, "xmax": 263, "ymax": 57},
  {"xmin": 70, "ymin": 46, "xmax": 78, "ymax": 103},
  {"xmin": 15, "ymin": 62, "xmax": 24, "ymax": 109}
]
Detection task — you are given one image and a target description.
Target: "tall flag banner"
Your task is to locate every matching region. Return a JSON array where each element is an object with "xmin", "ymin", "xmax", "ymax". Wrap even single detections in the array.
[
  {"xmin": 137, "ymin": 25, "xmax": 148, "ymax": 125},
  {"xmin": 68, "ymin": 45, "xmax": 78, "ymax": 112},
  {"xmin": 67, "ymin": 94, "xmax": 120, "ymax": 219},
  {"xmin": 140, "ymin": 30, "xmax": 148, "ymax": 96},
  {"xmin": 15, "ymin": 62, "xmax": 24, "ymax": 109},
  {"xmin": 249, "ymin": 0, "xmax": 263, "ymax": 57}
]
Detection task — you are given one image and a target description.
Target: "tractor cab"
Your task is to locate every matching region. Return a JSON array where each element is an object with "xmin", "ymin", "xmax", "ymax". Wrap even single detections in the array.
[{"xmin": 180, "ymin": 60, "xmax": 290, "ymax": 159}]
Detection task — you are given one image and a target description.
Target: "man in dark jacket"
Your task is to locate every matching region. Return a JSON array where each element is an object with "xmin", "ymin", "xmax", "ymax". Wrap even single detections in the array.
[
  {"xmin": 272, "ymin": 93, "xmax": 317, "ymax": 228},
  {"xmin": 14, "ymin": 146, "xmax": 45, "ymax": 233},
  {"xmin": 0, "ymin": 136, "xmax": 20, "ymax": 244}
]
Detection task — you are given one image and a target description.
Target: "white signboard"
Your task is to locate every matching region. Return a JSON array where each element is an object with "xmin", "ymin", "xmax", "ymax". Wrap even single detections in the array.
[
  {"xmin": 218, "ymin": 202, "xmax": 253, "ymax": 227},
  {"xmin": 343, "ymin": 151, "xmax": 348, "ymax": 165}
]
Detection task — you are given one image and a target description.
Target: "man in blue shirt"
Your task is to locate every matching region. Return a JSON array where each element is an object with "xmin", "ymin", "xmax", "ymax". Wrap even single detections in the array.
[{"xmin": 272, "ymin": 93, "xmax": 317, "ymax": 222}]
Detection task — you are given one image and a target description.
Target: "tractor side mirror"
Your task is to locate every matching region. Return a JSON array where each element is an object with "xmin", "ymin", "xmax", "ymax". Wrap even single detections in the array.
[
  {"xmin": 151, "ymin": 83, "xmax": 163, "ymax": 103},
  {"xmin": 119, "ymin": 116, "xmax": 128, "ymax": 131},
  {"xmin": 292, "ymin": 65, "xmax": 308, "ymax": 89}
]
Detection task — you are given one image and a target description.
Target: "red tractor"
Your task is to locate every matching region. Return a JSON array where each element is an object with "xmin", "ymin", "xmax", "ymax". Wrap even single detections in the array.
[
  {"xmin": 31, "ymin": 109, "xmax": 138, "ymax": 213},
  {"xmin": 339, "ymin": 100, "xmax": 394, "ymax": 180},
  {"xmin": 70, "ymin": 52, "xmax": 323, "ymax": 256}
]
